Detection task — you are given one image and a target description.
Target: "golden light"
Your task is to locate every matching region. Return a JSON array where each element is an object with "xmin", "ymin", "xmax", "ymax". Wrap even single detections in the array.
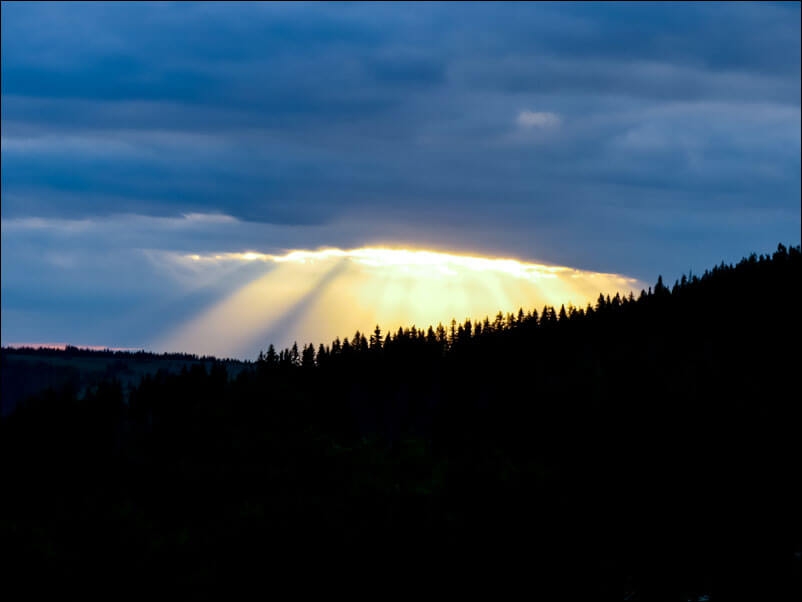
[{"xmin": 155, "ymin": 246, "xmax": 645, "ymax": 358}]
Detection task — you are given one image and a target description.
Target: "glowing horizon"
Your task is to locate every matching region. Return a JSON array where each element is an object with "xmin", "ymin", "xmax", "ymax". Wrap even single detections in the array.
[
  {"xmin": 155, "ymin": 246, "xmax": 645, "ymax": 359},
  {"xmin": 3, "ymin": 343, "xmax": 141, "ymax": 352}
]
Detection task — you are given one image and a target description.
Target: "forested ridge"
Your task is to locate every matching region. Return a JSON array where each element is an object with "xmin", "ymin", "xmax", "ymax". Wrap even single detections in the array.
[{"xmin": 2, "ymin": 244, "xmax": 800, "ymax": 599}]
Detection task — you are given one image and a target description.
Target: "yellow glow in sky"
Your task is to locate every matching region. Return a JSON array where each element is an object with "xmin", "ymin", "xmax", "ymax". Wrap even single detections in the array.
[{"xmin": 156, "ymin": 246, "xmax": 645, "ymax": 358}]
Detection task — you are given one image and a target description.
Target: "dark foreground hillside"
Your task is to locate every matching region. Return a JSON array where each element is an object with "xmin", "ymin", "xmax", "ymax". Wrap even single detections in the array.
[{"xmin": 2, "ymin": 244, "xmax": 800, "ymax": 598}]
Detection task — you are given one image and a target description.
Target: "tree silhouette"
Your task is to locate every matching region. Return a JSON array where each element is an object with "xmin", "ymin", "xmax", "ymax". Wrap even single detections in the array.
[
  {"xmin": 302, "ymin": 343, "xmax": 316, "ymax": 369},
  {"xmin": 370, "ymin": 325, "xmax": 383, "ymax": 351}
]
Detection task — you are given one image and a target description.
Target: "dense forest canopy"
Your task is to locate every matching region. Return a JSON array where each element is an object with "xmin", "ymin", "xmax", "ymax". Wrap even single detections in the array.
[{"xmin": 2, "ymin": 243, "xmax": 800, "ymax": 598}]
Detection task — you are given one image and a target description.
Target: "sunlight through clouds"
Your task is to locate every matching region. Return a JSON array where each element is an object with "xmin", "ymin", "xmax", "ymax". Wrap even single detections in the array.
[{"xmin": 156, "ymin": 247, "xmax": 644, "ymax": 358}]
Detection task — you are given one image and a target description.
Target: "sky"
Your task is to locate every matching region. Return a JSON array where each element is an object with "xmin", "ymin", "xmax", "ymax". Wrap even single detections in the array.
[{"xmin": 2, "ymin": 1, "xmax": 800, "ymax": 358}]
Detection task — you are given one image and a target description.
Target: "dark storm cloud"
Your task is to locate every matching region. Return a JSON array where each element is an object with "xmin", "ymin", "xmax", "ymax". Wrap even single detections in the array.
[{"xmin": 1, "ymin": 1, "xmax": 800, "ymax": 349}]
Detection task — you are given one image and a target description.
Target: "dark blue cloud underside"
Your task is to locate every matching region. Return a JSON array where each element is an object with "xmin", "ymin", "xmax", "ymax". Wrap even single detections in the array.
[{"xmin": 1, "ymin": 1, "xmax": 799, "ymax": 283}]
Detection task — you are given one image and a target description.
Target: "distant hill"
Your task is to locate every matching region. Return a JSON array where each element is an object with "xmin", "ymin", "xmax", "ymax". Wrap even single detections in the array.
[{"xmin": 0, "ymin": 346, "xmax": 249, "ymax": 417}]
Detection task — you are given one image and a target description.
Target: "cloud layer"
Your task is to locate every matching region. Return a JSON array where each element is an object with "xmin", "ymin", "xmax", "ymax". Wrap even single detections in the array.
[{"xmin": 2, "ymin": 2, "xmax": 799, "ymax": 352}]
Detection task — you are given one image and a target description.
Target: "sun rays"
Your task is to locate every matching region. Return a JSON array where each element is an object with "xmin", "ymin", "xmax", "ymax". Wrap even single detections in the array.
[{"xmin": 155, "ymin": 246, "xmax": 645, "ymax": 358}]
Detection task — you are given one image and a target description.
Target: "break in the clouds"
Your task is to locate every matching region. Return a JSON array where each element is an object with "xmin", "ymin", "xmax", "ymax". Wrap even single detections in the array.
[
  {"xmin": 2, "ymin": 2, "xmax": 800, "ymax": 356},
  {"xmin": 0, "ymin": 212, "xmax": 643, "ymax": 357},
  {"xmin": 157, "ymin": 247, "xmax": 643, "ymax": 359}
]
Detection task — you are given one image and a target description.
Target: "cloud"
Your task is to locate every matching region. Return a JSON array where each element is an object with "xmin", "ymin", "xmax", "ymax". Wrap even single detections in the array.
[
  {"xmin": 1, "ymin": 2, "xmax": 799, "ymax": 350},
  {"xmin": 517, "ymin": 110, "xmax": 561, "ymax": 129},
  {"xmin": 463, "ymin": 55, "xmax": 800, "ymax": 105}
]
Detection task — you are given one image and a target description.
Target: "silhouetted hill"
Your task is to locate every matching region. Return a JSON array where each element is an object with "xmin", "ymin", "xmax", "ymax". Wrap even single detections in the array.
[
  {"xmin": 0, "ymin": 346, "xmax": 248, "ymax": 417},
  {"xmin": 1, "ymin": 243, "xmax": 800, "ymax": 598}
]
